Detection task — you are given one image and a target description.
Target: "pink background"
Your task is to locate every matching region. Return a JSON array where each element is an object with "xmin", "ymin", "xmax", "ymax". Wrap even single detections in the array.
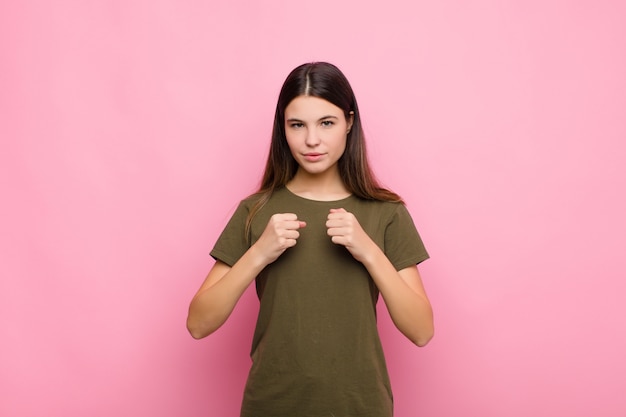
[{"xmin": 2, "ymin": 1, "xmax": 625, "ymax": 416}]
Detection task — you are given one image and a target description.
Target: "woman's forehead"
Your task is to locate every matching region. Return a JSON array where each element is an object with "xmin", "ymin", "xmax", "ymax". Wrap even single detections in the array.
[{"xmin": 284, "ymin": 96, "xmax": 344, "ymax": 120}]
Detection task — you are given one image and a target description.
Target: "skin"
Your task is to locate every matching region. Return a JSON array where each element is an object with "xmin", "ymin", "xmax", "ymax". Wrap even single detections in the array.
[
  {"xmin": 283, "ymin": 95, "xmax": 353, "ymax": 198},
  {"xmin": 187, "ymin": 95, "xmax": 434, "ymax": 346}
]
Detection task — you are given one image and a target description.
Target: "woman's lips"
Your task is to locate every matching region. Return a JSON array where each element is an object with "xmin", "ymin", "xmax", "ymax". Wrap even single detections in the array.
[{"xmin": 303, "ymin": 153, "xmax": 324, "ymax": 162}]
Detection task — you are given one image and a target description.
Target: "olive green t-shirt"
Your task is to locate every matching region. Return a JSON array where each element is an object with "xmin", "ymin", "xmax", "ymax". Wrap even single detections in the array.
[{"xmin": 210, "ymin": 187, "xmax": 429, "ymax": 417}]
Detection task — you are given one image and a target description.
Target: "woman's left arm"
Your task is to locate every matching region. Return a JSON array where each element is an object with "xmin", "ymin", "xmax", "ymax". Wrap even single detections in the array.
[{"xmin": 327, "ymin": 208, "xmax": 434, "ymax": 346}]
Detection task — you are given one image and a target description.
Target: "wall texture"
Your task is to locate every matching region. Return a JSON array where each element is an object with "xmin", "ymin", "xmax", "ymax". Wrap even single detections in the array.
[{"xmin": 1, "ymin": 1, "xmax": 625, "ymax": 416}]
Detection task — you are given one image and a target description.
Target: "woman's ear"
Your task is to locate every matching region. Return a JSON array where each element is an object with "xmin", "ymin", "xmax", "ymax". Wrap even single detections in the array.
[{"xmin": 347, "ymin": 111, "xmax": 355, "ymax": 133}]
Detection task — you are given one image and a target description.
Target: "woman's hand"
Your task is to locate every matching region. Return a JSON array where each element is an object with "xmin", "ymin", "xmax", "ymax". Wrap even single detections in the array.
[
  {"xmin": 253, "ymin": 213, "xmax": 307, "ymax": 265},
  {"xmin": 187, "ymin": 213, "xmax": 305, "ymax": 339},
  {"xmin": 327, "ymin": 208, "xmax": 434, "ymax": 346},
  {"xmin": 326, "ymin": 208, "xmax": 376, "ymax": 264}
]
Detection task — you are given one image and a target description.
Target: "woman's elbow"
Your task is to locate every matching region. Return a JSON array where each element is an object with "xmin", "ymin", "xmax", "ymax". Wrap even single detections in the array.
[
  {"xmin": 414, "ymin": 332, "xmax": 434, "ymax": 347},
  {"xmin": 411, "ymin": 326, "xmax": 434, "ymax": 347},
  {"xmin": 188, "ymin": 327, "xmax": 207, "ymax": 340},
  {"xmin": 186, "ymin": 317, "xmax": 214, "ymax": 340}
]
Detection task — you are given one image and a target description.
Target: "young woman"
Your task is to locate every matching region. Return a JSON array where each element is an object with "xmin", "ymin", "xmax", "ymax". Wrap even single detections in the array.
[{"xmin": 187, "ymin": 62, "xmax": 434, "ymax": 417}]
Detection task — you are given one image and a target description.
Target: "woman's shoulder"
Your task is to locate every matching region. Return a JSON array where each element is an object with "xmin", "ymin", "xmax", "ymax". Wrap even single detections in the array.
[
  {"xmin": 235, "ymin": 188, "xmax": 284, "ymax": 212},
  {"xmin": 352, "ymin": 196, "xmax": 408, "ymax": 219},
  {"xmin": 353, "ymin": 195, "xmax": 404, "ymax": 208},
  {"xmin": 240, "ymin": 191, "xmax": 265, "ymax": 206},
  {"xmin": 241, "ymin": 187, "xmax": 294, "ymax": 205}
]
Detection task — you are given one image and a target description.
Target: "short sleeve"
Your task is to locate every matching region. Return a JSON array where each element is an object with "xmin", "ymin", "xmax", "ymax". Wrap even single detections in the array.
[
  {"xmin": 384, "ymin": 204, "xmax": 429, "ymax": 271},
  {"xmin": 210, "ymin": 200, "xmax": 252, "ymax": 267}
]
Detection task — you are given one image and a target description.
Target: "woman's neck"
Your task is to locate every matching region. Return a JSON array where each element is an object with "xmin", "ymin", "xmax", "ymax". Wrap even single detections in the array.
[{"xmin": 286, "ymin": 169, "xmax": 350, "ymax": 201}]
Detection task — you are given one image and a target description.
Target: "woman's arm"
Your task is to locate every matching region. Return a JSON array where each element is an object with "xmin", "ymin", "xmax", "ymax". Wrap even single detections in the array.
[
  {"xmin": 186, "ymin": 213, "xmax": 306, "ymax": 339},
  {"xmin": 362, "ymin": 255, "xmax": 434, "ymax": 347},
  {"xmin": 186, "ymin": 254, "xmax": 263, "ymax": 339},
  {"xmin": 326, "ymin": 208, "xmax": 434, "ymax": 346}
]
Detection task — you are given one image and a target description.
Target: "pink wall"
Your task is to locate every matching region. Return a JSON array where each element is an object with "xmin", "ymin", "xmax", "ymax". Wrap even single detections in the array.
[{"xmin": 2, "ymin": 1, "xmax": 625, "ymax": 416}]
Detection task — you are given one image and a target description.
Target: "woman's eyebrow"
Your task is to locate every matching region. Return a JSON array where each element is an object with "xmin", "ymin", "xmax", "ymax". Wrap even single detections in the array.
[{"xmin": 286, "ymin": 115, "xmax": 339, "ymax": 122}]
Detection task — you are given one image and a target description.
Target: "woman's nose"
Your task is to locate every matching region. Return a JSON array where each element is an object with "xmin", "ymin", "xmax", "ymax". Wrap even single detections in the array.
[{"xmin": 304, "ymin": 128, "xmax": 320, "ymax": 146}]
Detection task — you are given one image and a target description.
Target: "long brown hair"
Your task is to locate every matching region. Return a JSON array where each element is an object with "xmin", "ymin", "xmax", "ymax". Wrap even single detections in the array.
[{"xmin": 246, "ymin": 62, "xmax": 402, "ymax": 233}]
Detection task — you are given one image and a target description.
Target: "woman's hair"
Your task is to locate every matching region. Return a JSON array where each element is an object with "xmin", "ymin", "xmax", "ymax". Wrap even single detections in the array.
[{"xmin": 246, "ymin": 62, "xmax": 402, "ymax": 233}]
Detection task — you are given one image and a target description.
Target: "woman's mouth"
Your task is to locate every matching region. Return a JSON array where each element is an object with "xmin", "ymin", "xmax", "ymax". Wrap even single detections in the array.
[{"xmin": 303, "ymin": 153, "xmax": 324, "ymax": 162}]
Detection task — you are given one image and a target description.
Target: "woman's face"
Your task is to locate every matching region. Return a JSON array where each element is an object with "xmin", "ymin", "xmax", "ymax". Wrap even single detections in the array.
[{"xmin": 284, "ymin": 95, "xmax": 353, "ymax": 178}]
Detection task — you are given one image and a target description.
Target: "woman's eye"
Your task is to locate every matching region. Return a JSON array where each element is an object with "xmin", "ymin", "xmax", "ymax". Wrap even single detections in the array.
[
  {"xmin": 290, "ymin": 122, "xmax": 304, "ymax": 129},
  {"xmin": 321, "ymin": 120, "xmax": 334, "ymax": 127}
]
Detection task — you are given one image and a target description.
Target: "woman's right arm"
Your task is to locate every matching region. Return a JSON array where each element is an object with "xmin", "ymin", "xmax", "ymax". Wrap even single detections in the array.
[{"xmin": 186, "ymin": 213, "xmax": 306, "ymax": 339}]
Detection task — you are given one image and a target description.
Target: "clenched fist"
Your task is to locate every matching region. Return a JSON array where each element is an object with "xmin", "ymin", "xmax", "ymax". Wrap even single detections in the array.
[
  {"xmin": 326, "ymin": 208, "xmax": 376, "ymax": 263},
  {"xmin": 253, "ymin": 213, "xmax": 306, "ymax": 265}
]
